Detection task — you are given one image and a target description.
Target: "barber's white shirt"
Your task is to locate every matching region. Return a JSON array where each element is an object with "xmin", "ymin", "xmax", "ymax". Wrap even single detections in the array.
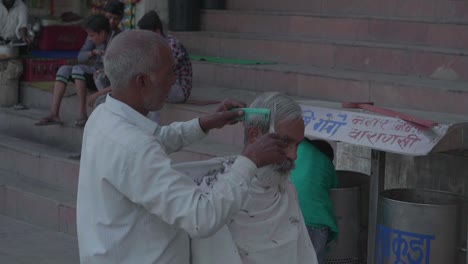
[
  {"xmin": 77, "ymin": 94, "xmax": 258, "ymax": 264},
  {"xmin": 0, "ymin": 0, "xmax": 28, "ymax": 40}
]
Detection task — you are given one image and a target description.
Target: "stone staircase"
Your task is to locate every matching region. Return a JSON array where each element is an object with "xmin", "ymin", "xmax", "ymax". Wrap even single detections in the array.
[
  {"xmin": 176, "ymin": 3, "xmax": 468, "ymax": 116},
  {"xmin": 0, "ymin": 0, "xmax": 467, "ymax": 262}
]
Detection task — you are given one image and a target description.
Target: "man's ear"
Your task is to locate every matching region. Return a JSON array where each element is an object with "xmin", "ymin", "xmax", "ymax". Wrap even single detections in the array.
[
  {"xmin": 135, "ymin": 74, "xmax": 146, "ymax": 89},
  {"xmin": 247, "ymin": 127, "xmax": 262, "ymax": 144}
]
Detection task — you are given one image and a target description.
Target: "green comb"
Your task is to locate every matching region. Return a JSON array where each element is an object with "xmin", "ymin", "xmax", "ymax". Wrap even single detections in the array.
[{"xmin": 231, "ymin": 108, "xmax": 271, "ymax": 122}]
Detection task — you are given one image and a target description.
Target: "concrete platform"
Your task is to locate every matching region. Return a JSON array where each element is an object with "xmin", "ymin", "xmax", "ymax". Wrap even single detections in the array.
[
  {"xmin": 192, "ymin": 61, "xmax": 468, "ymax": 115},
  {"xmin": 175, "ymin": 31, "xmax": 468, "ymax": 81},
  {"xmin": 226, "ymin": 0, "xmax": 468, "ymax": 22},
  {"xmin": 0, "ymin": 169, "xmax": 77, "ymax": 235},
  {"xmin": 0, "ymin": 215, "xmax": 79, "ymax": 264},
  {"xmin": 201, "ymin": 10, "xmax": 468, "ymax": 50},
  {"xmin": 0, "ymin": 134, "xmax": 80, "ymax": 195}
]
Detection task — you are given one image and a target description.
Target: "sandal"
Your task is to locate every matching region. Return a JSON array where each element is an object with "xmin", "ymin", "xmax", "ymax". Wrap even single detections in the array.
[
  {"xmin": 35, "ymin": 117, "xmax": 63, "ymax": 126},
  {"xmin": 74, "ymin": 117, "xmax": 88, "ymax": 128}
]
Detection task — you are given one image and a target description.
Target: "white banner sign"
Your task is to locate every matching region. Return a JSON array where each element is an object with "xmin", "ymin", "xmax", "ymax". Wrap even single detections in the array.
[{"xmin": 300, "ymin": 104, "xmax": 450, "ymax": 156}]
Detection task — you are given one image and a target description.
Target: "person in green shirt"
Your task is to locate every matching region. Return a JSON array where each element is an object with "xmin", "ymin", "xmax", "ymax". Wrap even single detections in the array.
[{"xmin": 290, "ymin": 139, "xmax": 338, "ymax": 264}]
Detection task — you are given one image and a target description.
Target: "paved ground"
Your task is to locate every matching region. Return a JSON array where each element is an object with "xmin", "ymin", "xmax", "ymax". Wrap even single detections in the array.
[{"xmin": 0, "ymin": 215, "xmax": 79, "ymax": 264}]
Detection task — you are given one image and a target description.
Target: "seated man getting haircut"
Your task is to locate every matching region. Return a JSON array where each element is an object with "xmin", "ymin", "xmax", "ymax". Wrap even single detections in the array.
[{"xmin": 175, "ymin": 92, "xmax": 318, "ymax": 264}]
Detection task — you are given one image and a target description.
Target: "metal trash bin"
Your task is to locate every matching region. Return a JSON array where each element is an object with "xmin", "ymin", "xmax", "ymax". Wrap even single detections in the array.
[
  {"xmin": 169, "ymin": 0, "xmax": 201, "ymax": 31},
  {"xmin": 326, "ymin": 171, "xmax": 370, "ymax": 264},
  {"xmin": 0, "ymin": 59, "xmax": 23, "ymax": 107},
  {"xmin": 376, "ymin": 189, "xmax": 468, "ymax": 264}
]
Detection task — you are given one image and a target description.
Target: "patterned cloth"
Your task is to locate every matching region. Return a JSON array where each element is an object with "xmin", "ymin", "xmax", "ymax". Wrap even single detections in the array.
[{"xmin": 166, "ymin": 34, "xmax": 192, "ymax": 102}]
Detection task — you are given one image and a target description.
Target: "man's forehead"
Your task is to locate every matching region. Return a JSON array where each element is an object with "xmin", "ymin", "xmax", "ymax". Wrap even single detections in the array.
[{"xmin": 275, "ymin": 118, "xmax": 305, "ymax": 141}]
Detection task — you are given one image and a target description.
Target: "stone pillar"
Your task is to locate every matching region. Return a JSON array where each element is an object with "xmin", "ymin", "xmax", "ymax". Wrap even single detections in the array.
[{"xmin": 0, "ymin": 59, "xmax": 23, "ymax": 107}]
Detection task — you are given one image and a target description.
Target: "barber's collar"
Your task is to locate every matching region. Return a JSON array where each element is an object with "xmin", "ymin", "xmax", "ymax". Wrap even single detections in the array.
[
  {"xmin": 103, "ymin": 94, "xmax": 158, "ymax": 134},
  {"xmin": 4, "ymin": 0, "xmax": 18, "ymax": 10}
]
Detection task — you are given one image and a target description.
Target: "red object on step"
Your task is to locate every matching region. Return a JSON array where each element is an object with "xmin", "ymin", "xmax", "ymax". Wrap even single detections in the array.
[
  {"xmin": 22, "ymin": 58, "xmax": 68, "ymax": 82},
  {"xmin": 36, "ymin": 26, "xmax": 87, "ymax": 51},
  {"xmin": 342, "ymin": 102, "xmax": 438, "ymax": 128}
]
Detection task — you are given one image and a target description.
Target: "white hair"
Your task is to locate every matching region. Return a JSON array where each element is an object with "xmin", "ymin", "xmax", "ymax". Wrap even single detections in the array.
[
  {"xmin": 244, "ymin": 92, "xmax": 303, "ymax": 144},
  {"xmin": 103, "ymin": 30, "xmax": 169, "ymax": 91}
]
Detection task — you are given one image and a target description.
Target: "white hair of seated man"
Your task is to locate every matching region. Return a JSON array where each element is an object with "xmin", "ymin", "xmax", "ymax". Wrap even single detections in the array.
[
  {"xmin": 244, "ymin": 92, "xmax": 303, "ymax": 144},
  {"xmin": 243, "ymin": 92, "xmax": 304, "ymax": 187}
]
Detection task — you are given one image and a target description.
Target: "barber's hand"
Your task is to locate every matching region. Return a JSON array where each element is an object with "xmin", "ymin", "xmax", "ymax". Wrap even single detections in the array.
[
  {"xmin": 215, "ymin": 99, "xmax": 246, "ymax": 112},
  {"xmin": 198, "ymin": 99, "xmax": 247, "ymax": 132},
  {"xmin": 241, "ymin": 133, "xmax": 288, "ymax": 168},
  {"xmin": 91, "ymin": 49, "xmax": 105, "ymax": 57},
  {"xmin": 21, "ymin": 36, "xmax": 32, "ymax": 45},
  {"xmin": 19, "ymin": 28, "xmax": 31, "ymax": 45},
  {"xmin": 93, "ymin": 69, "xmax": 103, "ymax": 79}
]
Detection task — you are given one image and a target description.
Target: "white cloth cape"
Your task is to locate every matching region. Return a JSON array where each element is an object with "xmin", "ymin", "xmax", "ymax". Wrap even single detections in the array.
[{"xmin": 173, "ymin": 157, "xmax": 318, "ymax": 264}]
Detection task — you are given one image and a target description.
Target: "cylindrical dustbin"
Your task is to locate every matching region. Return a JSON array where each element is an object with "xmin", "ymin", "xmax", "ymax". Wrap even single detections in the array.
[
  {"xmin": 0, "ymin": 59, "xmax": 23, "ymax": 107},
  {"xmin": 201, "ymin": 0, "xmax": 225, "ymax": 9},
  {"xmin": 376, "ymin": 189, "xmax": 468, "ymax": 264},
  {"xmin": 169, "ymin": 0, "xmax": 201, "ymax": 31},
  {"xmin": 325, "ymin": 170, "xmax": 370, "ymax": 264}
]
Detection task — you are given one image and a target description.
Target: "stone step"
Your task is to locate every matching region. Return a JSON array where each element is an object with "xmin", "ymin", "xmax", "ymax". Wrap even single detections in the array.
[
  {"xmin": 0, "ymin": 134, "xmax": 79, "ymax": 195},
  {"xmin": 20, "ymin": 82, "xmax": 93, "ymax": 123},
  {"xmin": 192, "ymin": 60, "xmax": 468, "ymax": 115},
  {"xmin": 20, "ymin": 83, "xmax": 250, "ymax": 146},
  {"xmin": 201, "ymin": 10, "xmax": 468, "ymax": 50},
  {"xmin": 0, "ymin": 100, "xmax": 241, "ymax": 159},
  {"xmin": 0, "ymin": 107, "xmax": 83, "ymax": 152},
  {"xmin": 0, "ymin": 170, "xmax": 77, "ymax": 236},
  {"xmin": 175, "ymin": 31, "xmax": 468, "ymax": 81},
  {"xmin": 0, "ymin": 105, "xmax": 240, "ymax": 161},
  {"xmin": 225, "ymin": 0, "xmax": 468, "ymax": 22},
  {"xmin": 0, "ymin": 215, "xmax": 79, "ymax": 264}
]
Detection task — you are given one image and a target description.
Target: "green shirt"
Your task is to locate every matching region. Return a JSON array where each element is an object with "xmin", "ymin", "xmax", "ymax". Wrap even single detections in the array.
[{"xmin": 290, "ymin": 140, "xmax": 338, "ymax": 242}]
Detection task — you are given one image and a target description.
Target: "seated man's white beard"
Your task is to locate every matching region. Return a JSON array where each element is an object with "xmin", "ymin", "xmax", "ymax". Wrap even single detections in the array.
[
  {"xmin": 254, "ymin": 160, "xmax": 294, "ymax": 189},
  {"xmin": 273, "ymin": 159, "xmax": 294, "ymax": 173}
]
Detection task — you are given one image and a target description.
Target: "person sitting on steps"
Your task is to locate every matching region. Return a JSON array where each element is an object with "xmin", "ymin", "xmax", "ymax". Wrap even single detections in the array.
[
  {"xmin": 35, "ymin": 14, "xmax": 113, "ymax": 127},
  {"xmin": 85, "ymin": 0, "xmax": 125, "ymax": 108},
  {"xmin": 137, "ymin": 10, "xmax": 193, "ymax": 123}
]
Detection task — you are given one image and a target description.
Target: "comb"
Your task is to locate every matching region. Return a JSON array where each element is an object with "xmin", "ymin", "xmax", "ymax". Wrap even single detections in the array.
[{"xmin": 231, "ymin": 108, "xmax": 271, "ymax": 123}]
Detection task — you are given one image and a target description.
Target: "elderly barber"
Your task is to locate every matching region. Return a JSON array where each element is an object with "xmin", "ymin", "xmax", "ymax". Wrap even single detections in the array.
[
  {"xmin": 0, "ymin": 0, "xmax": 31, "ymax": 44},
  {"xmin": 77, "ymin": 30, "xmax": 290, "ymax": 263}
]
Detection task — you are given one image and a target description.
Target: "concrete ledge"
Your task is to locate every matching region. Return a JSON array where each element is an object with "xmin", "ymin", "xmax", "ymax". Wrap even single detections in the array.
[
  {"xmin": 0, "ymin": 107, "xmax": 83, "ymax": 152},
  {"xmin": 225, "ymin": 0, "xmax": 468, "ymax": 22},
  {"xmin": 0, "ymin": 215, "xmax": 78, "ymax": 264},
  {"xmin": 192, "ymin": 61, "xmax": 468, "ymax": 115},
  {"xmin": 175, "ymin": 31, "xmax": 468, "ymax": 81},
  {"xmin": 201, "ymin": 10, "xmax": 468, "ymax": 50},
  {"xmin": 0, "ymin": 170, "xmax": 76, "ymax": 235},
  {"xmin": 0, "ymin": 134, "xmax": 79, "ymax": 195}
]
